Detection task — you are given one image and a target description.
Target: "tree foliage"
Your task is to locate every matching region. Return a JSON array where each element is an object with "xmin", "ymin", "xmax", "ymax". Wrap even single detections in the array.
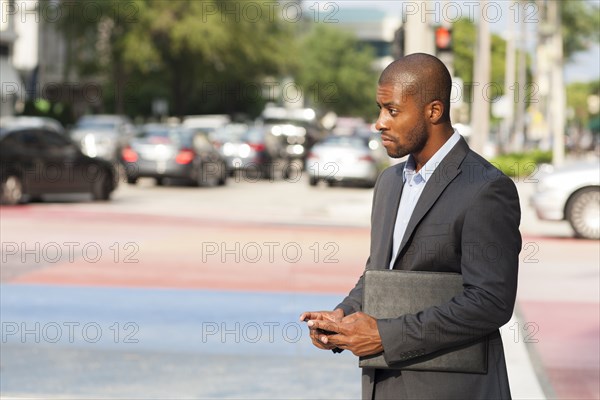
[
  {"xmin": 51, "ymin": 0, "xmax": 297, "ymax": 117},
  {"xmin": 452, "ymin": 17, "xmax": 537, "ymax": 123},
  {"xmin": 561, "ymin": 0, "xmax": 600, "ymax": 61},
  {"xmin": 567, "ymin": 80, "xmax": 600, "ymax": 127},
  {"xmin": 47, "ymin": 1, "xmax": 380, "ymax": 119},
  {"xmin": 452, "ymin": 19, "xmax": 476, "ymax": 101},
  {"xmin": 295, "ymin": 24, "xmax": 378, "ymax": 119},
  {"xmin": 452, "ymin": 19, "xmax": 518, "ymax": 105}
]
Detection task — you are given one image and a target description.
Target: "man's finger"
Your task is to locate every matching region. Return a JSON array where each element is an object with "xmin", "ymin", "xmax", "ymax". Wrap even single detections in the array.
[
  {"xmin": 300, "ymin": 311, "xmax": 324, "ymax": 322},
  {"xmin": 309, "ymin": 330, "xmax": 336, "ymax": 349},
  {"xmin": 321, "ymin": 333, "xmax": 344, "ymax": 347},
  {"xmin": 308, "ymin": 319, "xmax": 340, "ymax": 334}
]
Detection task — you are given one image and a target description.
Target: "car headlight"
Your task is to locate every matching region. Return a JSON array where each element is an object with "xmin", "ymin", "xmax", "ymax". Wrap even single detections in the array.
[
  {"xmin": 83, "ymin": 134, "xmax": 97, "ymax": 157},
  {"xmin": 222, "ymin": 143, "xmax": 234, "ymax": 156},
  {"xmin": 239, "ymin": 144, "xmax": 251, "ymax": 158}
]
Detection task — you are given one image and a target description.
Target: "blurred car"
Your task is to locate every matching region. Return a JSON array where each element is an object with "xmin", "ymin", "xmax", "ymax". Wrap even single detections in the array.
[
  {"xmin": 306, "ymin": 135, "xmax": 389, "ymax": 187},
  {"xmin": 70, "ymin": 114, "xmax": 135, "ymax": 162},
  {"xmin": 265, "ymin": 122, "xmax": 311, "ymax": 160},
  {"xmin": 530, "ymin": 160, "xmax": 600, "ymax": 239},
  {"xmin": 331, "ymin": 117, "xmax": 366, "ymax": 136},
  {"xmin": 121, "ymin": 124, "xmax": 226, "ymax": 187},
  {"xmin": 0, "ymin": 116, "xmax": 66, "ymax": 135},
  {"xmin": 261, "ymin": 107, "xmax": 327, "ymax": 166},
  {"xmin": 211, "ymin": 123, "xmax": 248, "ymax": 149},
  {"xmin": 182, "ymin": 114, "xmax": 231, "ymax": 138},
  {"xmin": 0, "ymin": 126, "xmax": 116, "ymax": 205},
  {"xmin": 217, "ymin": 125, "xmax": 284, "ymax": 179}
]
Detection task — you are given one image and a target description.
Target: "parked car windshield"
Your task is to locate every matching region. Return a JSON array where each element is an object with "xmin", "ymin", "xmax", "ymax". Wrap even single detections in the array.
[
  {"xmin": 243, "ymin": 128, "xmax": 265, "ymax": 143},
  {"xmin": 75, "ymin": 120, "xmax": 119, "ymax": 130},
  {"xmin": 319, "ymin": 136, "xmax": 368, "ymax": 148},
  {"xmin": 138, "ymin": 126, "xmax": 197, "ymax": 147}
]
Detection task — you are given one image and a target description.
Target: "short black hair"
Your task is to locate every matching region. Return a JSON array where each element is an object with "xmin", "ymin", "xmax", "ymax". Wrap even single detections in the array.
[{"xmin": 379, "ymin": 53, "xmax": 452, "ymax": 121}]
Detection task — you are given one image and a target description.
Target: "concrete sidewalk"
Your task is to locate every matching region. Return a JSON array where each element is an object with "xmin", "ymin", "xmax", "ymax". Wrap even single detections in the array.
[{"xmin": 503, "ymin": 313, "xmax": 547, "ymax": 399}]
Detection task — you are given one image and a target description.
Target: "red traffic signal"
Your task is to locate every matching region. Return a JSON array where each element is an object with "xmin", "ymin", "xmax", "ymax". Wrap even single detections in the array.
[{"xmin": 435, "ymin": 26, "xmax": 452, "ymax": 51}]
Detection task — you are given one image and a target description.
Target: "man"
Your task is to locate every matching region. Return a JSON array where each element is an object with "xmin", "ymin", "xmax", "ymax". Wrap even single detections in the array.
[{"xmin": 300, "ymin": 53, "xmax": 521, "ymax": 399}]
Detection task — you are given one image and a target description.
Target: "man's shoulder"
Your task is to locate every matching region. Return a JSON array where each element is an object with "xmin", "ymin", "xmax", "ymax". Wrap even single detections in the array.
[
  {"xmin": 461, "ymin": 149, "xmax": 511, "ymax": 182},
  {"xmin": 457, "ymin": 149, "xmax": 518, "ymax": 198}
]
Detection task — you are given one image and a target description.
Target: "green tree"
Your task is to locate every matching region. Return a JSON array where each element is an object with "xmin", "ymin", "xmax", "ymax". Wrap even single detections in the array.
[
  {"xmin": 452, "ymin": 17, "xmax": 537, "ymax": 138},
  {"xmin": 124, "ymin": 1, "xmax": 296, "ymax": 116},
  {"xmin": 50, "ymin": 0, "xmax": 144, "ymax": 114},
  {"xmin": 452, "ymin": 18, "xmax": 475, "ymax": 102},
  {"xmin": 567, "ymin": 79, "xmax": 600, "ymax": 128},
  {"xmin": 453, "ymin": 19, "xmax": 520, "ymax": 106},
  {"xmin": 51, "ymin": 0, "xmax": 296, "ymax": 117},
  {"xmin": 561, "ymin": 0, "xmax": 600, "ymax": 61},
  {"xmin": 295, "ymin": 24, "xmax": 378, "ymax": 119}
]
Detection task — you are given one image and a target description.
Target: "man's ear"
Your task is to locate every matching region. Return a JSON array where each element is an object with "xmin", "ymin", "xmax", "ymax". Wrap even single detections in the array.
[{"xmin": 427, "ymin": 100, "xmax": 444, "ymax": 124}]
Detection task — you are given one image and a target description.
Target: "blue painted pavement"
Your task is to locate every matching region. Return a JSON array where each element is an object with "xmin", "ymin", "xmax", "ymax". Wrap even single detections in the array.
[{"xmin": 0, "ymin": 284, "xmax": 361, "ymax": 398}]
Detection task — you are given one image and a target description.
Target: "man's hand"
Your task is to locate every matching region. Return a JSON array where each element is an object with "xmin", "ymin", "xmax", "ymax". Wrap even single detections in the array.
[
  {"xmin": 299, "ymin": 309, "xmax": 344, "ymax": 350},
  {"xmin": 307, "ymin": 311, "xmax": 384, "ymax": 357}
]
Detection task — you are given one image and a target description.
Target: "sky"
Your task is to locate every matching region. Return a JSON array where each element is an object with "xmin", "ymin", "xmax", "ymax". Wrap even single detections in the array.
[{"xmin": 307, "ymin": 0, "xmax": 600, "ymax": 83}]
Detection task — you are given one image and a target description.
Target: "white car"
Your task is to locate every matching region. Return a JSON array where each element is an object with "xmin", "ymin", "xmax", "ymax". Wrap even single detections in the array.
[
  {"xmin": 306, "ymin": 135, "xmax": 389, "ymax": 188},
  {"xmin": 530, "ymin": 160, "xmax": 600, "ymax": 239}
]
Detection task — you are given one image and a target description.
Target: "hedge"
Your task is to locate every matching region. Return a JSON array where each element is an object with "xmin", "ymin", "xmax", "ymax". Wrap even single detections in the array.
[{"xmin": 490, "ymin": 150, "xmax": 552, "ymax": 178}]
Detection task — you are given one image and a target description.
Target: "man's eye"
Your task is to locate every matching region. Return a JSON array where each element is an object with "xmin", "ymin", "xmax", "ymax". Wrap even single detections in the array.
[{"xmin": 389, "ymin": 109, "xmax": 398, "ymax": 116}]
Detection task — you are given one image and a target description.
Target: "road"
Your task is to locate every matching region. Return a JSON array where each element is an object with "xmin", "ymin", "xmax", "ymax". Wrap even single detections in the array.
[{"xmin": 1, "ymin": 175, "xmax": 598, "ymax": 399}]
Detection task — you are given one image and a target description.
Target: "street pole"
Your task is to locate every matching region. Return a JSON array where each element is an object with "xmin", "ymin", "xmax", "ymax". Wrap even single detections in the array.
[
  {"xmin": 503, "ymin": 2, "xmax": 517, "ymax": 153},
  {"xmin": 470, "ymin": 0, "xmax": 491, "ymax": 156},
  {"xmin": 549, "ymin": 1, "xmax": 566, "ymax": 166},
  {"xmin": 404, "ymin": 0, "xmax": 435, "ymax": 55},
  {"xmin": 513, "ymin": 0, "xmax": 528, "ymax": 153}
]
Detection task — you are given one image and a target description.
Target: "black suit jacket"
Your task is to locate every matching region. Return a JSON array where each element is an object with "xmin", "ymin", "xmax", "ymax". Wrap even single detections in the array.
[{"xmin": 336, "ymin": 137, "xmax": 521, "ymax": 400}]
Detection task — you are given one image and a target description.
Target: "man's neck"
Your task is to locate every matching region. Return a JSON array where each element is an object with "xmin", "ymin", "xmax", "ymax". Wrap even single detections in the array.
[{"xmin": 412, "ymin": 128, "xmax": 455, "ymax": 172}]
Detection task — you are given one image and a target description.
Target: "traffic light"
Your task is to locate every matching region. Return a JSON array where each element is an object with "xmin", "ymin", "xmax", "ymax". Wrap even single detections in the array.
[
  {"xmin": 393, "ymin": 26, "xmax": 405, "ymax": 59},
  {"xmin": 435, "ymin": 26, "xmax": 452, "ymax": 52}
]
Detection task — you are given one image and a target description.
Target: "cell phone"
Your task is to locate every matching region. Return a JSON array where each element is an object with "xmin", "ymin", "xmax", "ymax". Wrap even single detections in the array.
[{"xmin": 316, "ymin": 328, "xmax": 337, "ymax": 335}]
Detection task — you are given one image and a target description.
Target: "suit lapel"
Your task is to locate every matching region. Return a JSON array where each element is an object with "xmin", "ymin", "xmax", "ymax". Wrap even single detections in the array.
[
  {"xmin": 395, "ymin": 138, "xmax": 470, "ymax": 260},
  {"xmin": 380, "ymin": 164, "xmax": 405, "ymax": 269}
]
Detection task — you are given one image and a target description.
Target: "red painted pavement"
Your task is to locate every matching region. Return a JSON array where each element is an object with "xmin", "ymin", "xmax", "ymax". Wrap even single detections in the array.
[
  {"xmin": 2, "ymin": 206, "xmax": 369, "ymax": 294},
  {"xmin": 519, "ymin": 300, "xmax": 600, "ymax": 399}
]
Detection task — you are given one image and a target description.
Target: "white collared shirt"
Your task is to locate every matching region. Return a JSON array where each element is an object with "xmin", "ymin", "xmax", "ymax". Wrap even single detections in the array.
[{"xmin": 389, "ymin": 131, "xmax": 461, "ymax": 268}]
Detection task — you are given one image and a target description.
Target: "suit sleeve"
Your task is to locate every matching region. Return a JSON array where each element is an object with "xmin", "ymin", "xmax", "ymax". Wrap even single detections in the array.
[{"xmin": 376, "ymin": 174, "xmax": 521, "ymax": 365}]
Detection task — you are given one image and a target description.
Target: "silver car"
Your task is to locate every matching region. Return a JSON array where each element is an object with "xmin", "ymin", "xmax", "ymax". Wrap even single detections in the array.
[
  {"xmin": 70, "ymin": 115, "xmax": 135, "ymax": 162},
  {"xmin": 0, "ymin": 116, "xmax": 65, "ymax": 135},
  {"xmin": 530, "ymin": 160, "xmax": 600, "ymax": 239},
  {"xmin": 121, "ymin": 124, "xmax": 226, "ymax": 187},
  {"xmin": 306, "ymin": 135, "xmax": 389, "ymax": 187}
]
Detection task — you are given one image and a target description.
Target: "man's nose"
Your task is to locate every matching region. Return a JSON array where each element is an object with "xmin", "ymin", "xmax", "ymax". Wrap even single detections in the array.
[{"xmin": 375, "ymin": 112, "xmax": 387, "ymax": 131}]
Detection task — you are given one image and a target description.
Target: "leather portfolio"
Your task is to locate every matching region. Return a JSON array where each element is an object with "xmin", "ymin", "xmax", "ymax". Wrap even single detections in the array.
[{"xmin": 359, "ymin": 269, "xmax": 488, "ymax": 373}]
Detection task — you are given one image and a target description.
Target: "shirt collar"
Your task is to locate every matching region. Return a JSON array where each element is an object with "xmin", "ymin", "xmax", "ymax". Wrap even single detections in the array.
[{"xmin": 403, "ymin": 130, "xmax": 461, "ymax": 183}]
